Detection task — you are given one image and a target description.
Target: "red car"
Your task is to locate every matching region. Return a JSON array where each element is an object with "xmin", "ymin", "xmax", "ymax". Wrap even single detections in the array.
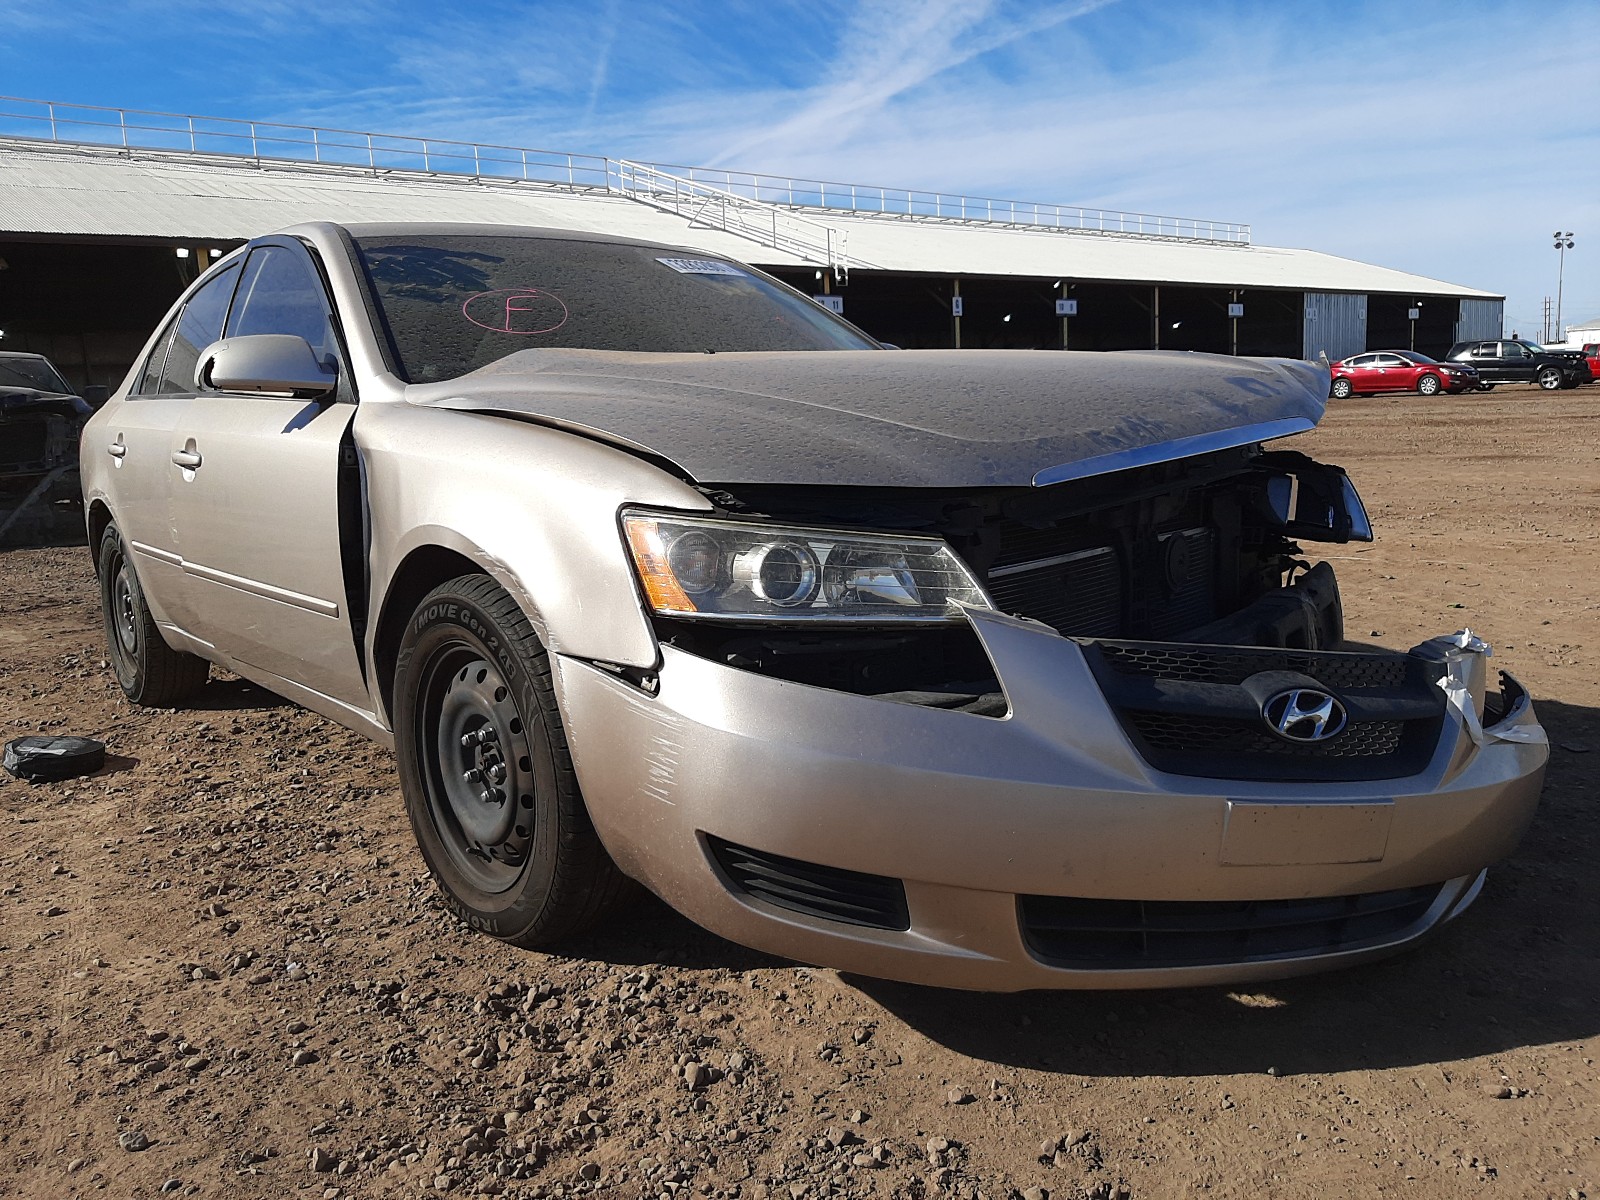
[
  {"xmin": 1329, "ymin": 351, "xmax": 1480, "ymax": 398},
  {"xmin": 1582, "ymin": 343, "xmax": 1599, "ymax": 381}
]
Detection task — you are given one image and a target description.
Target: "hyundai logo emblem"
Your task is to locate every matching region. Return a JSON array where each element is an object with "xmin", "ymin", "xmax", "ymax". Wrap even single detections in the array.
[{"xmin": 1262, "ymin": 688, "xmax": 1348, "ymax": 742}]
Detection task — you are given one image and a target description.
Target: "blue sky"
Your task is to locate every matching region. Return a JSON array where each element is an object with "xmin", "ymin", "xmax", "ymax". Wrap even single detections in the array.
[{"xmin": 3, "ymin": 0, "xmax": 1597, "ymax": 335}]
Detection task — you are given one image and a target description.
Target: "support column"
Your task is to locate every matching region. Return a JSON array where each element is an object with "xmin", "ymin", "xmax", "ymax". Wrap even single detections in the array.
[
  {"xmin": 952, "ymin": 278, "xmax": 962, "ymax": 349},
  {"xmin": 1153, "ymin": 285, "xmax": 1161, "ymax": 350}
]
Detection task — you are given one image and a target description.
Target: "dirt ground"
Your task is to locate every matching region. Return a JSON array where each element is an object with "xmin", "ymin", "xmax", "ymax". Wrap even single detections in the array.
[{"xmin": 1, "ymin": 383, "xmax": 1596, "ymax": 1200}]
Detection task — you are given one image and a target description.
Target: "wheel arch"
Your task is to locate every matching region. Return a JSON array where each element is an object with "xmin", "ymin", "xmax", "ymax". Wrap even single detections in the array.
[
  {"xmin": 372, "ymin": 541, "xmax": 497, "ymax": 727},
  {"xmin": 86, "ymin": 498, "xmax": 114, "ymax": 555}
]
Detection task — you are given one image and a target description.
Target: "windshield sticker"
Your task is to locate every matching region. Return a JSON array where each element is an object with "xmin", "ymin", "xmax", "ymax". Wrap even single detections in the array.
[
  {"xmin": 656, "ymin": 257, "xmax": 746, "ymax": 277},
  {"xmin": 462, "ymin": 287, "xmax": 570, "ymax": 335}
]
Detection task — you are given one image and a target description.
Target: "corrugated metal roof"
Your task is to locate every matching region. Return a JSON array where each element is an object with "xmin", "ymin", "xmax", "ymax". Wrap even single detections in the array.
[{"xmin": 0, "ymin": 142, "xmax": 1500, "ymax": 299}]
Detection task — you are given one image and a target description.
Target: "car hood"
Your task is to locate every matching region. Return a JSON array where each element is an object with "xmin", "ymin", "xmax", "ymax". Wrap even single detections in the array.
[{"xmin": 405, "ymin": 348, "xmax": 1329, "ymax": 488}]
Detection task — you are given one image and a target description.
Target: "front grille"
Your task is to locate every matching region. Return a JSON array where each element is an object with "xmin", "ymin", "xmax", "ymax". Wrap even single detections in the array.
[
  {"xmin": 0, "ymin": 420, "xmax": 48, "ymax": 468},
  {"xmin": 1125, "ymin": 711, "xmax": 1404, "ymax": 758},
  {"xmin": 1020, "ymin": 884, "xmax": 1444, "ymax": 969},
  {"xmin": 1097, "ymin": 642, "xmax": 1410, "ymax": 689},
  {"xmin": 707, "ymin": 836, "xmax": 909, "ymax": 930},
  {"xmin": 1082, "ymin": 639, "xmax": 1446, "ymax": 782}
]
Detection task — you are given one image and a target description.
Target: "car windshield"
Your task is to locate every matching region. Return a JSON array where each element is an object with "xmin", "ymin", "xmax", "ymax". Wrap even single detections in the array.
[
  {"xmin": 1396, "ymin": 352, "xmax": 1439, "ymax": 364},
  {"xmin": 0, "ymin": 356, "xmax": 71, "ymax": 392},
  {"xmin": 353, "ymin": 234, "xmax": 878, "ymax": 383}
]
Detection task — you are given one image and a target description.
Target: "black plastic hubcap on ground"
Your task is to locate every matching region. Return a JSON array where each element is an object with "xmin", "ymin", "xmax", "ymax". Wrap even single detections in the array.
[{"xmin": 418, "ymin": 647, "xmax": 539, "ymax": 894}]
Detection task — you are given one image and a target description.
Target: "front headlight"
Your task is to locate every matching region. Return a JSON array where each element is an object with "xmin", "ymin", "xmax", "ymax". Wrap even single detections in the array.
[{"xmin": 621, "ymin": 509, "xmax": 992, "ymax": 622}]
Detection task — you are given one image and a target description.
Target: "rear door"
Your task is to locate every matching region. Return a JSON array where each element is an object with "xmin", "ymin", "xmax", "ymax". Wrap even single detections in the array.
[
  {"xmin": 1469, "ymin": 341, "xmax": 1505, "ymax": 382},
  {"xmin": 1370, "ymin": 352, "xmax": 1409, "ymax": 392},
  {"xmin": 1343, "ymin": 353, "xmax": 1378, "ymax": 392},
  {"xmin": 164, "ymin": 239, "xmax": 367, "ymax": 708},
  {"xmin": 99, "ymin": 266, "xmax": 239, "ymax": 629}
]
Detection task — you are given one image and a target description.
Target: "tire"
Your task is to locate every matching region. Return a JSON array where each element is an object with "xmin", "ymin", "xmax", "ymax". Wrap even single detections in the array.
[
  {"xmin": 96, "ymin": 523, "xmax": 209, "ymax": 706},
  {"xmin": 393, "ymin": 574, "xmax": 633, "ymax": 947},
  {"xmin": 1537, "ymin": 366, "xmax": 1562, "ymax": 390},
  {"xmin": 1330, "ymin": 378, "xmax": 1353, "ymax": 398},
  {"xmin": 1416, "ymin": 373, "xmax": 1441, "ymax": 396}
]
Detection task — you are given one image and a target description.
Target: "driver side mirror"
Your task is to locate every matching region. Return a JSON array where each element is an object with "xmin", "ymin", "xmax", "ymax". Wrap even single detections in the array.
[{"xmin": 196, "ymin": 334, "xmax": 337, "ymax": 398}]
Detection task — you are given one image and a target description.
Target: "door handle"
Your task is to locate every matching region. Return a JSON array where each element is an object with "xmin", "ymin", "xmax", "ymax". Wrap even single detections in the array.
[
  {"xmin": 171, "ymin": 448, "xmax": 203, "ymax": 469},
  {"xmin": 107, "ymin": 440, "xmax": 127, "ymax": 459}
]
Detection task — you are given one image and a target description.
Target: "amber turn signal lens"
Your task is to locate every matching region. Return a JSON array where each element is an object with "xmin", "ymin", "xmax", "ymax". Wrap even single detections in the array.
[{"xmin": 624, "ymin": 516, "xmax": 696, "ymax": 614}]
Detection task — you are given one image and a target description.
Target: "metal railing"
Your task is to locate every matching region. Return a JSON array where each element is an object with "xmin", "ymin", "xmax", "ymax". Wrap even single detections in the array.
[
  {"xmin": 0, "ymin": 95, "xmax": 612, "ymax": 190},
  {"xmin": 0, "ymin": 95, "xmax": 1251, "ymax": 246},
  {"xmin": 610, "ymin": 160, "xmax": 853, "ymax": 277},
  {"xmin": 626, "ymin": 163, "xmax": 1250, "ymax": 244}
]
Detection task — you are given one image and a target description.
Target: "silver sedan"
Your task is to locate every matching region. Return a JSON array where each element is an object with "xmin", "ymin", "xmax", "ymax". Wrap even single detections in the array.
[{"xmin": 80, "ymin": 222, "xmax": 1547, "ymax": 990}]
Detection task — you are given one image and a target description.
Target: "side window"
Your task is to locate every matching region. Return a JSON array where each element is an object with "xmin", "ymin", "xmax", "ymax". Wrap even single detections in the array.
[
  {"xmin": 226, "ymin": 246, "xmax": 337, "ymax": 363},
  {"xmin": 1374, "ymin": 354, "xmax": 1404, "ymax": 367},
  {"xmin": 1347, "ymin": 354, "xmax": 1374, "ymax": 367},
  {"xmin": 1471, "ymin": 343, "xmax": 1497, "ymax": 359},
  {"xmin": 134, "ymin": 314, "xmax": 180, "ymax": 395},
  {"xmin": 1508, "ymin": 343, "xmax": 1531, "ymax": 358},
  {"xmin": 158, "ymin": 266, "xmax": 241, "ymax": 394}
]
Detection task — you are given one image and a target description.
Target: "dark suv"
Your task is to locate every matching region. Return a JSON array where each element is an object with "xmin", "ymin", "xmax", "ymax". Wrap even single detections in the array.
[{"xmin": 1444, "ymin": 339, "xmax": 1591, "ymax": 390}]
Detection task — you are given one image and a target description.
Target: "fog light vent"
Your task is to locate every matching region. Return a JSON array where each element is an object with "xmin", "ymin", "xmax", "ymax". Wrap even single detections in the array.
[{"xmin": 707, "ymin": 836, "xmax": 909, "ymax": 931}]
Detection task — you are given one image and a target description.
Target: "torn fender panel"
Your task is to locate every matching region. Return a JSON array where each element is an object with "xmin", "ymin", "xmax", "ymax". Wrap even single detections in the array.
[{"xmin": 405, "ymin": 348, "xmax": 1328, "ymax": 489}]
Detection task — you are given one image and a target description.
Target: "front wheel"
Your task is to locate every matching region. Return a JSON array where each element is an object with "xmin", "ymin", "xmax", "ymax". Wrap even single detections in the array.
[
  {"xmin": 1416, "ymin": 373, "xmax": 1441, "ymax": 396},
  {"xmin": 96, "ymin": 523, "xmax": 208, "ymax": 706},
  {"xmin": 1537, "ymin": 366, "xmax": 1562, "ymax": 390},
  {"xmin": 393, "ymin": 574, "xmax": 632, "ymax": 947},
  {"xmin": 1330, "ymin": 378, "xmax": 1353, "ymax": 398}
]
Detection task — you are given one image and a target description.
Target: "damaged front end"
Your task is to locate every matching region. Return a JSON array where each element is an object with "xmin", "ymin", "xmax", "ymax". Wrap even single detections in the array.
[
  {"xmin": 562, "ymin": 436, "xmax": 1546, "ymax": 988},
  {"xmin": 652, "ymin": 442, "xmax": 1375, "ymax": 714}
]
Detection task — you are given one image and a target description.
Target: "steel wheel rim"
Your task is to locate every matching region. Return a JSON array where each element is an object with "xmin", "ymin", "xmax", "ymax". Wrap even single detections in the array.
[
  {"xmin": 417, "ymin": 642, "xmax": 539, "ymax": 894},
  {"xmin": 112, "ymin": 561, "xmax": 139, "ymax": 657}
]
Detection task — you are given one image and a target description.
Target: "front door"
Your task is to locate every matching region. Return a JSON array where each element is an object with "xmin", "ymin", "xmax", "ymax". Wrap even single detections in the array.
[{"xmin": 165, "ymin": 240, "xmax": 367, "ymax": 709}]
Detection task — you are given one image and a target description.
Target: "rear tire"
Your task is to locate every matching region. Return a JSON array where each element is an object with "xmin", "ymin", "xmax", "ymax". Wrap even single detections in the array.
[
  {"xmin": 1537, "ymin": 366, "xmax": 1562, "ymax": 390},
  {"xmin": 96, "ymin": 523, "xmax": 209, "ymax": 706},
  {"xmin": 1330, "ymin": 378, "xmax": 1353, "ymax": 398},
  {"xmin": 1416, "ymin": 373, "xmax": 1441, "ymax": 396},
  {"xmin": 393, "ymin": 574, "xmax": 633, "ymax": 947}
]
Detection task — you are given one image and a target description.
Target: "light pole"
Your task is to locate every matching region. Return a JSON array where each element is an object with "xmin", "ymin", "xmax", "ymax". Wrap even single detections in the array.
[{"xmin": 1554, "ymin": 231, "xmax": 1574, "ymax": 342}]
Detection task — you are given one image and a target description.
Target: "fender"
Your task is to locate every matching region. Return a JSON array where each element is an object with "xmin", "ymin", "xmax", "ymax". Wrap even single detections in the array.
[{"xmin": 357, "ymin": 400, "xmax": 712, "ymax": 722}]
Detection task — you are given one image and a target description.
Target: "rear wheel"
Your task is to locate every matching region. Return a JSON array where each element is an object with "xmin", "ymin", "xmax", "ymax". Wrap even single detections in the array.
[
  {"xmin": 1330, "ymin": 378, "xmax": 1353, "ymax": 398},
  {"xmin": 96, "ymin": 523, "xmax": 208, "ymax": 706},
  {"xmin": 1416, "ymin": 373, "xmax": 1441, "ymax": 396},
  {"xmin": 1537, "ymin": 366, "xmax": 1562, "ymax": 390},
  {"xmin": 393, "ymin": 574, "xmax": 633, "ymax": 946}
]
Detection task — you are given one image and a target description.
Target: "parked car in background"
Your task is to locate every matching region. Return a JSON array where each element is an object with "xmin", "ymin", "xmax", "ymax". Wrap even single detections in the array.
[
  {"xmin": 1444, "ymin": 339, "xmax": 1591, "ymax": 390},
  {"xmin": 80, "ymin": 222, "xmax": 1547, "ymax": 991},
  {"xmin": 1328, "ymin": 351, "xmax": 1478, "ymax": 398},
  {"xmin": 1582, "ymin": 343, "xmax": 1600, "ymax": 381},
  {"xmin": 0, "ymin": 351, "xmax": 96, "ymax": 545}
]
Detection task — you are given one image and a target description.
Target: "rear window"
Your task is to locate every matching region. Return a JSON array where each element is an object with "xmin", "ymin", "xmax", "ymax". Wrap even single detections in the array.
[{"xmin": 353, "ymin": 234, "xmax": 877, "ymax": 383}]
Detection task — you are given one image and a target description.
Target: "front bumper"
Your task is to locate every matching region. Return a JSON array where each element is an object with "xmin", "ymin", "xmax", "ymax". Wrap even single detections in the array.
[{"xmin": 555, "ymin": 610, "xmax": 1547, "ymax": 991}]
